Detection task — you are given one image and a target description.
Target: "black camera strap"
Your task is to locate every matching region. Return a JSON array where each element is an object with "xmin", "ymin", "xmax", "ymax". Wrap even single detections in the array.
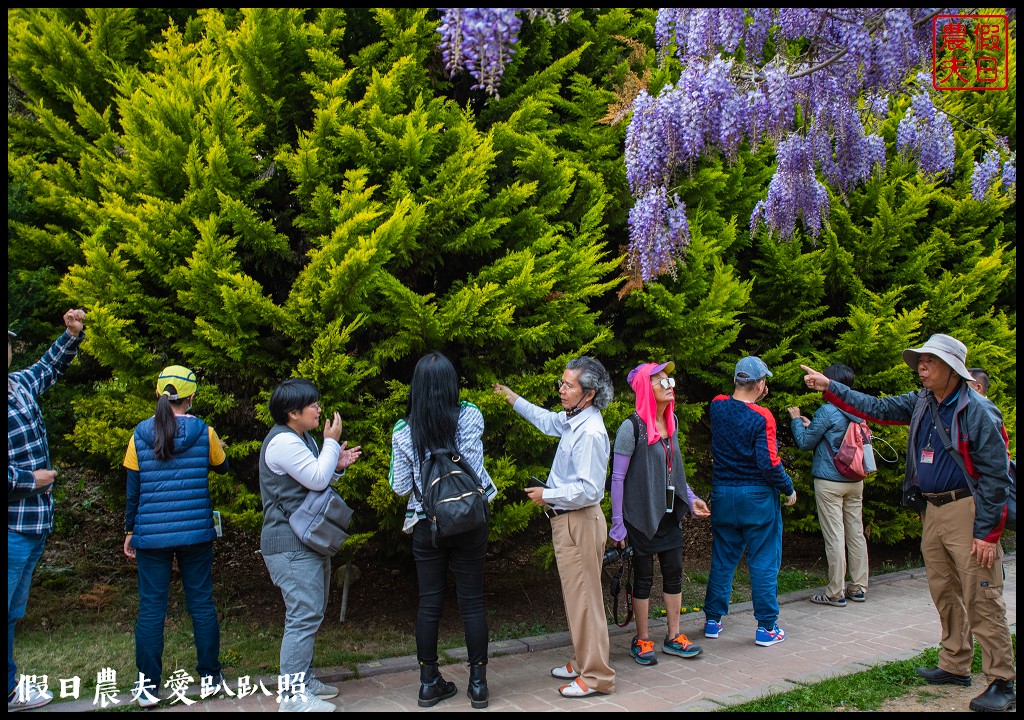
[{"xmin": 609, "ymin": 554, "xmax": 633, "ymax": 628}]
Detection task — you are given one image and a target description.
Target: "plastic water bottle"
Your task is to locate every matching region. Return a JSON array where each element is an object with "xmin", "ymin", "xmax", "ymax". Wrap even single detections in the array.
[{"xmin": 863, "ymin": 438, "xmax": 877, "ymax": 474}]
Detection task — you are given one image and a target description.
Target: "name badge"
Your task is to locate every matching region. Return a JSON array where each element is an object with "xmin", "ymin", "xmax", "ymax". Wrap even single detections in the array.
[{"xmin": 920, "ymin": 449, "xmax": 935, "ymax": 464}]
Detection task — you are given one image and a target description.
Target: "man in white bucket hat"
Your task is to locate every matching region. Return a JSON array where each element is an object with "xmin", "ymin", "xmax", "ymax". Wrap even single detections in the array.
[{"xmin": 801, "ymin": 334, "xmax": 1015, "ymax": 712}]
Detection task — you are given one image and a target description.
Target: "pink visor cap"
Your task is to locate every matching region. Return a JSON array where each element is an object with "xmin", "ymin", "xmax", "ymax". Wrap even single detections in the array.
[{"xmin": 627, "ymin": 361, "xmax": 676, "ymax": 386}]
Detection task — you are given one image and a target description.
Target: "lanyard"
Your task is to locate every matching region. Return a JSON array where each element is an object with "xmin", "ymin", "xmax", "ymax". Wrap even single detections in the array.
[{"xmin": 661, "ymin": 437, "xmax": 673, "ymax": 482}]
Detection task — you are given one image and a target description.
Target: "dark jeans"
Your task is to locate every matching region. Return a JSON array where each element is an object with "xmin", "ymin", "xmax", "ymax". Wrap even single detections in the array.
[
  {"xmin": 411, "ymin": 521, "xmax": 489, "ymax": 665},
  {"xmin": 703, "ymin": 484, "xmax": 783, "ymax": 629},
  {"xmin": 135, "ymin": 542, "xmax": 221, "ymax": 687}
]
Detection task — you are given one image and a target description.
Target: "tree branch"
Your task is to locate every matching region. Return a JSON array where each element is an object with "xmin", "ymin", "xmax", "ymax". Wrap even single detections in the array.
[{"xmin": 789, "ymin": 8, "xmax": 948, "ymax": 81}]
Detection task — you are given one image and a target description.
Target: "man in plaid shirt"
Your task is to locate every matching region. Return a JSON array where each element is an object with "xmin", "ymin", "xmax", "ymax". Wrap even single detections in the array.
[{"xmin": 8, "ymin": 308, "xmax": 85, "ymax": 712}]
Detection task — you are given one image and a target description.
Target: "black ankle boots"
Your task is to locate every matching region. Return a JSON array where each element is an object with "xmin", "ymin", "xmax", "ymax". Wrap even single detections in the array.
[
  {"xmin": 417, "ymin": 662, "xmax": 457, "ymax": 708},
  {"xmin": 969, "ymin": 679, "xmax": 1016, "ymax": 712},
  {"xmin": 468, "ymin": 661, "xmax": 488, "ymax": 709}
]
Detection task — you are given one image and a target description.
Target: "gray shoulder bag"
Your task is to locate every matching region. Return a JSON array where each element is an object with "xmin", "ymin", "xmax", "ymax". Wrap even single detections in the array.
[
  {"xmin": 287, "ymin": 486, "xmax": 354, "ymax": 556},
  {"xmin": 273, "ymin": 430, "xmax": 355, "ymax": 556}
]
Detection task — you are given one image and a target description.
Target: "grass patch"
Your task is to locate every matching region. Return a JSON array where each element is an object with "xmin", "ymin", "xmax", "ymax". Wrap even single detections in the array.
[
  {"xmin": 716, "ymin": 635, "xmax": 1016, "ymax": 712},
  {"xmin": 876, "ymin": 554, "xmax": 926, "ymax": 575},
  {"xmin": 683, "ymin": 566, "xmax": 827, "ymax": 606},
  {"xmin": 488, "ymin": 620, "xmax": 560, "ymax": 641},
  {"xmin": 777, "ymin": 568, "xmax": 828, "ymax": 595},
  {"xmin": 15, "ymin": 616, "xmax": 427, "ymax": 697}
]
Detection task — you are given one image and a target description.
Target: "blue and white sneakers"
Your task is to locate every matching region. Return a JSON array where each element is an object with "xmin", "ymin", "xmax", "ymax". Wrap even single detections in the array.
[
  {"xmin": 703, "ymin": 619, "xmax": 723, "ymax": 638},
  {"xmin": 755, "ymin": 623, "xmax": 786, "ymax": 647}
]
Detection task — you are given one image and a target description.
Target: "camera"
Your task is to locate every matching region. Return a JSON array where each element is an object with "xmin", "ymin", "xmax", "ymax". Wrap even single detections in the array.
[{"xmin": 603, "ymin": 545, "xmax": 633, "ymax": 567}]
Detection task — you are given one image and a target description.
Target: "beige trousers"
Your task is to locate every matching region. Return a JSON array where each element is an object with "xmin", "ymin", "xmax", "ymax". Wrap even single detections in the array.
[
  {"xmin": 550, "ymin": 503, "xmax": 615, "ymax": 693},
  {"xmin": 921, "ymin": 496, "xmax": 1015, "ymax": 681},
  {"xmin": 813, "ymin": 477, "xmax": 870, "ymax": 598}
]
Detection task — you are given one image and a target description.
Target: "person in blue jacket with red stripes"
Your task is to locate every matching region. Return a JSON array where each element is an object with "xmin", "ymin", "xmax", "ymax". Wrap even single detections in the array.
[{"xmin": 702, "ymin": 356, "xmax": 796, "ymax": 648}]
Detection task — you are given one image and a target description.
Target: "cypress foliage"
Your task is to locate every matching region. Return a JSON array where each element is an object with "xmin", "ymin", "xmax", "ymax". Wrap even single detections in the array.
[
  {"xmin": 7, "ymin": 8, "xmax": 1015, "ymax": 551},
  {"xmin": 7, "ymin": 8, "xmax": 632, "ymax": 551}
]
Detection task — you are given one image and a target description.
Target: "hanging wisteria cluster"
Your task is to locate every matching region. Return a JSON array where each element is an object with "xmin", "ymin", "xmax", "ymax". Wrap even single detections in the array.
[
  {"xmin": 624, "ymin": 8, "xmax": 956, "ymax": 280},
  {"xmin": 971, "ymin": 147, "xmax": 1017, "ymax": 201},
  {"xmin": 970, "ymin": 148, "xmax": 1002, "ymax": 200},
  {"xmin": 896, "ymin": 74, "xmax": 956, "ymax": 177},
  {"xmin": 437, "ymin": 8, "xmax": 568, "ymax": 97},
  {"xmin": 627, "ymin": 187, "xmax": 692, "ymax": 282},
  {"xmin": 1002, "ymin": 156, "xmax": 1017, "ymax": 200},
  {"xmin": 750, "ymin": 135, "xmax": 831, "ymax": 241}
]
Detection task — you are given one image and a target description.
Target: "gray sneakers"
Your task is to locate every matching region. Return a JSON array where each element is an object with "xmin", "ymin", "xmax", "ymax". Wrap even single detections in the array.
[
  {"xmin": 305, "ymin": 677, "xmax": 339, "ymax": 699},
  {"xmin": 279, "ymin": 693, "xmax": 336, "ymax": 712}
]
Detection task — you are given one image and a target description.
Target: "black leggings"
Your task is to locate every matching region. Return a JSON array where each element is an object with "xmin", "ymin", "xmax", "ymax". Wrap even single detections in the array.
[
  {"xmin": 412, "ymin": 520, "xmax": 489, "ymax": 665},
  {"xmin": 632, "ymin": 547, "xmax": 683, "ymax": 600}
]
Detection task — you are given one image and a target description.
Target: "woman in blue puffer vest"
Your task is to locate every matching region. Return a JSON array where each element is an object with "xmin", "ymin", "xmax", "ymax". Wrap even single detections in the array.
[{"xmin": 122, "ymin": 365, "xmax": 229, "ymax": 707}]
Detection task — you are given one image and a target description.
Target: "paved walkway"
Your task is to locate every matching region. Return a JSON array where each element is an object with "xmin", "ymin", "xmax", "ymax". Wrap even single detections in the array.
[{"xmin": 41, "ymin": 554, "xmax": 1015, "ymax": 712}]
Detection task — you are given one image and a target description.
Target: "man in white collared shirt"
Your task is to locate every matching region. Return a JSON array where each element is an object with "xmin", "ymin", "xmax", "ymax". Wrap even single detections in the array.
[{"xmin": 494, "ymin": 356, "xmax": 615, "ymax": 698}]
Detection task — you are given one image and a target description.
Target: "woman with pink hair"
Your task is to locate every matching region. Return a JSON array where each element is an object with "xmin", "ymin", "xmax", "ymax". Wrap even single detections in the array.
[{"xmin": 609, "ymin": 361, "xmax": 710, "ymax": 666}]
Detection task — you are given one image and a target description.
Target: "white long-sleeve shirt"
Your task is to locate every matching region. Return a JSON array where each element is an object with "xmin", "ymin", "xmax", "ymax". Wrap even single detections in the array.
[
  {"xmin": 513, "ymin": 397, "xmax": 609, "ymax": 511},
  {"xmin": 264, "ymin": 432, "xmax": 342, "ymax": 491}
]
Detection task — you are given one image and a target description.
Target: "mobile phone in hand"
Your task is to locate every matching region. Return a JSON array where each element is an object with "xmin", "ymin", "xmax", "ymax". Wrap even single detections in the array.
[{"xmin": 527, "ymin": 476, "xmax": 548, "ymax": 488}]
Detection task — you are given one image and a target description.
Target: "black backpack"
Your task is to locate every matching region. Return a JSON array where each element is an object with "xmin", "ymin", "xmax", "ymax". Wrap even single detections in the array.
[{"xmin": 413, "ymin": 447, "xmax": 490, "ymax": 546}]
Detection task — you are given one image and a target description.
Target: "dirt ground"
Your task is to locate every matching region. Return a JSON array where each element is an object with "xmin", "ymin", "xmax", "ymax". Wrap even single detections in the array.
[{"xmin": 861, "ymin": 678, "xmax": 990, "ymax": 712}]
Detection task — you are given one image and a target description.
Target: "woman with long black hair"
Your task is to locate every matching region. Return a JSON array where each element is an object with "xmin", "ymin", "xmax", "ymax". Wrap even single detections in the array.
[
  {"xmin": 389, "ymin": 352, "xmax": 496, "ymax": 709},
  {"xmin": 123, "ymin": 365, "xmax": 228, "ymax": 708}
]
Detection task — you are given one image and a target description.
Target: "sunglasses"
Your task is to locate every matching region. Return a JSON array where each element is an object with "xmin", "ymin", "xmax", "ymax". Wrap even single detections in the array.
[{"xmin": 655, "ymin": 377, "xmax": 676, "ymax": 389}]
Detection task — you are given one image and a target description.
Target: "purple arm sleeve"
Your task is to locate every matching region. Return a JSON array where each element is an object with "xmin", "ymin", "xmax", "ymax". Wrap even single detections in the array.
[
  {"xmin": 609, "ymin": 452, "xmax": 630, "ymax": 542},
  {"xmin": 686, "ymin": 484, "xmax": 698, "ymax": 513}
]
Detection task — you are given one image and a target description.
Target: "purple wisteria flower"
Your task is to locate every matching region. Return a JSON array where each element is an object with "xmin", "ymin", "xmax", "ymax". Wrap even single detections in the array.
[
  {"xmin": 750, "ymin": 133, "xmax": 831, "ymax": 241},
  {"xmin": 627, "ymin": 187, "xmax": 692, "ymax": 282},
  {"xmin": 437, "ymin": 8, "xmax": 568, "ymax": 97},
  {"xmin": 971, "ymin": 148, "xmax": 1003, "ymax": 200},
  {"xmin": 897, "ymin": 83, "xmax": 955, "ymax": 177},
  {"xmin": 1001, "ymin": 154, "xmax": 1016, "ymax": 200}
]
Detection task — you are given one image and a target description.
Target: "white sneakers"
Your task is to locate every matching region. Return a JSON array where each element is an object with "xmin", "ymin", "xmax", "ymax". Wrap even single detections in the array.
[
  {"xmin": 305, "ymin": 677, "xmax": 340, "ymax": 700},
  {"xmin": 137, "ymin": 692, "xmax": 161, "ymax": 709},
  {"xmin": 8, "ymin": 685, "xmax": 53, "ymax": 712},
  {"xmin": 131, "ymin": 679, "xmax": 161, "ymax": 709},
  {"xmin": 550, "ymin": 662, "xmax": 579, "ymax": 680}
]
